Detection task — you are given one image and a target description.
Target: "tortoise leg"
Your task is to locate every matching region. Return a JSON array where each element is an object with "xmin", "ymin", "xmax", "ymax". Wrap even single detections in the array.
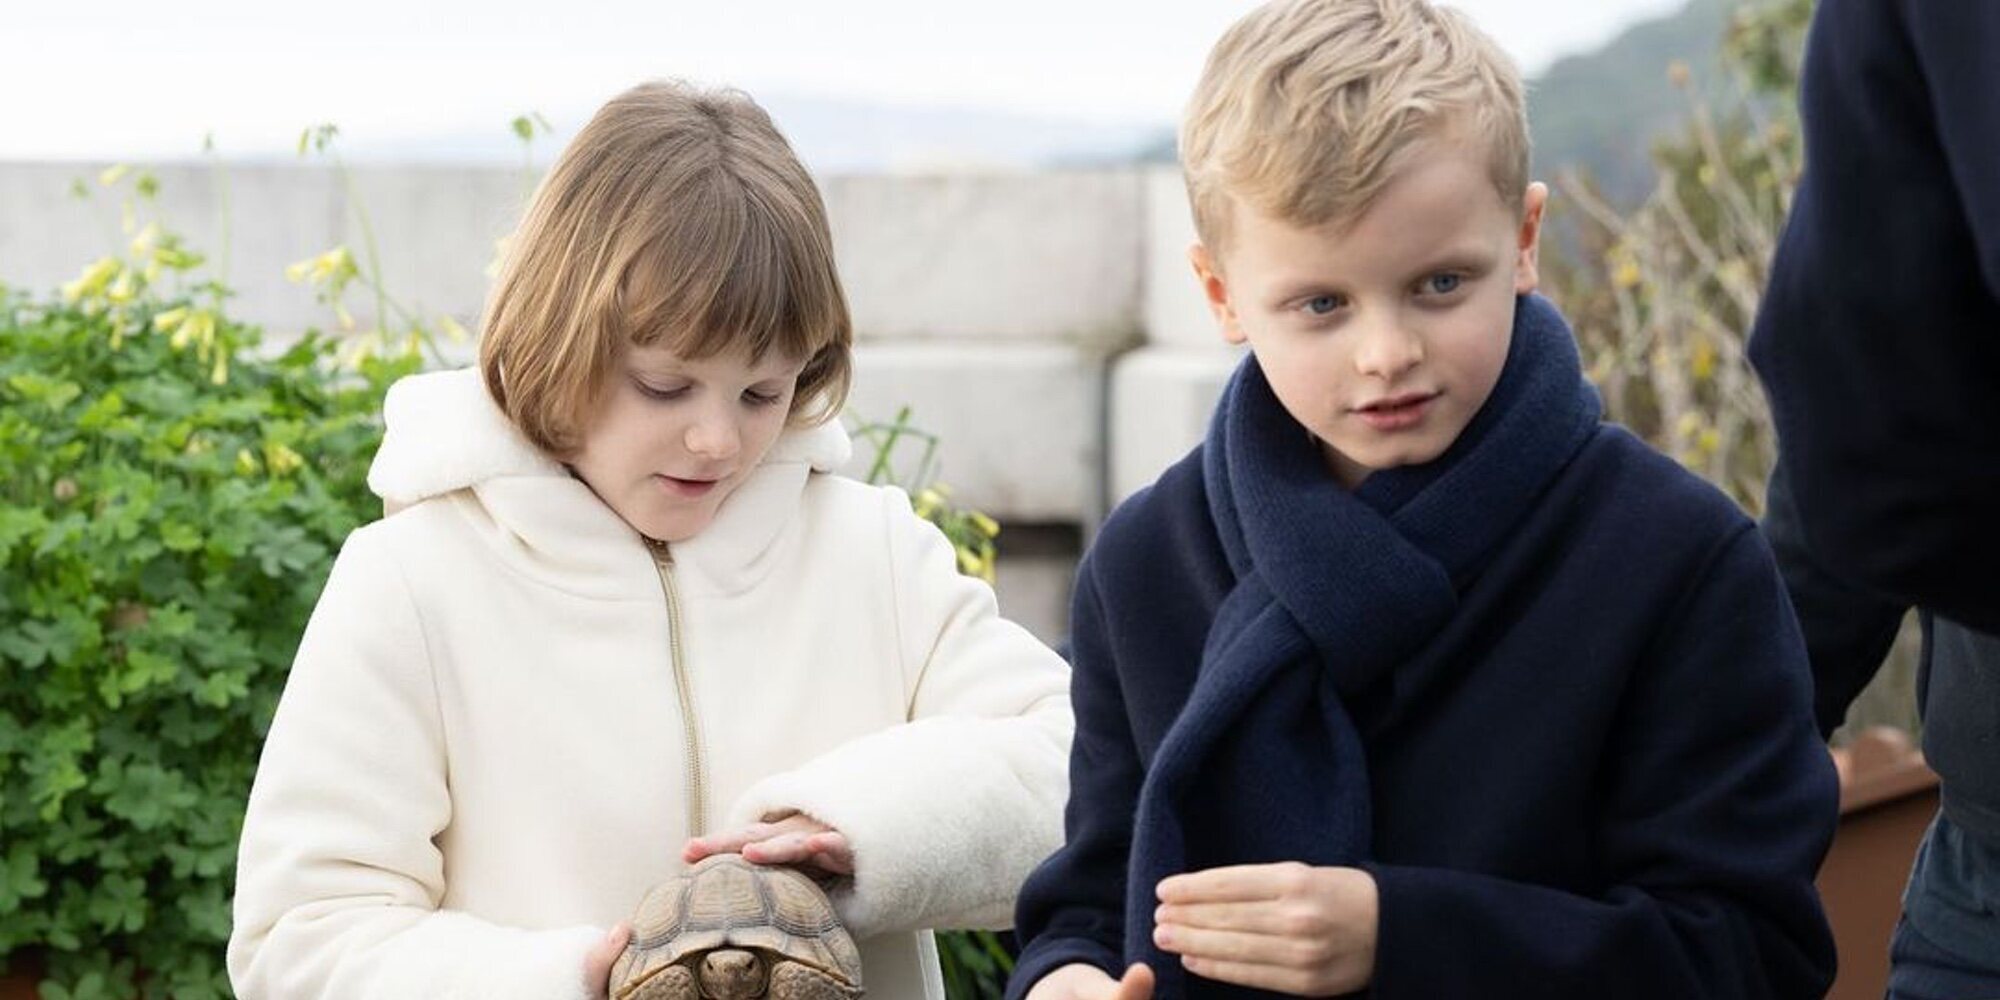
[
  {"xmin": 620, "ymin": 963, "xmax": 699, "ymax": 1000},
  {"xmin": 766, "ymin": 960, "xmax": 865, "ymax": 999}
]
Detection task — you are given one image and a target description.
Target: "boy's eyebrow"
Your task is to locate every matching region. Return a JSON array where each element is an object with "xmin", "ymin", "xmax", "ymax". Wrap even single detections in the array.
[{"xmin": 1266, "ymin": 277, "xmax": 1349, "ymax": 304}]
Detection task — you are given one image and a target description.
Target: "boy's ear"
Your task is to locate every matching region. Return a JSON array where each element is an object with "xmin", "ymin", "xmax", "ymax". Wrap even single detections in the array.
[
  {"xmin": 1188, "ymin": 242, "xmax": 1247, "ymax": 345},
  {"xmin": 1514, "ymin": 182, "xmax": 1550, "ymax": 295}
]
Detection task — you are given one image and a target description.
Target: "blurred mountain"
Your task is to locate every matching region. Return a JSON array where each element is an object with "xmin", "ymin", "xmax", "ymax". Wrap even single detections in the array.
[
  {"xmin": 1529, "ymin": 0, "xmax": 1741, "ymax": 205},
  {"xmin": 308, "ymin": 95, "xmax": 1166, "ymax": 175},
  {"xmin": 211, "ymin": 0, "xmax": 1747, "ymax": 190}
]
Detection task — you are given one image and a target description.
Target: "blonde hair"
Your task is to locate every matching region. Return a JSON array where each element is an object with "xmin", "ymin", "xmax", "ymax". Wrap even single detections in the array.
[
  {"xmin": 1180, "ymin": 0, "xmax": 1530, "ymax": 260},
  {"xmin": 480, "ymin": 80, "xmax": 852, "ymax": 456}
]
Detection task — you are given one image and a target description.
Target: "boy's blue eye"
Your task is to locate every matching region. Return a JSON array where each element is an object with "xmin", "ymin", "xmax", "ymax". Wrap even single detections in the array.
[
  {"xmin": 1423, "ymin": 273, "xmax": 1463, "ymax": 295},
  {"xmin": 1303, "ymin": 294, "xmax": 1344, "ymax": 316}
]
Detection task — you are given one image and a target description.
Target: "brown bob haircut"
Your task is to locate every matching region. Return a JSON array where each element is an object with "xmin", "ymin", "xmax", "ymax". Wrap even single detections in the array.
[{"xmin": 479, "ymin": 80, "xmax": 853, "ymax": 456}]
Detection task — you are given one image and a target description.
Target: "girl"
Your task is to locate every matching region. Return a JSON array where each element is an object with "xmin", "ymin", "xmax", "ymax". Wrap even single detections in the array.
[{"xmin": 228, "ymin": 81, "xmax": 1074, "ymax": 1000}]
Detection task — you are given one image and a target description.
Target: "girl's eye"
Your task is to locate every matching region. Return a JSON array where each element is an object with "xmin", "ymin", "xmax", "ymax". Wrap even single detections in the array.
[
  {"xmin": 1422, "ymin": 273, "xmax": 1463, "ymax": 295},
  {"xmin": 743, "ymin": 389, "xmax": 784, "ymax": 407},
  {"xmin": 635, "ymin": 380, "xmax": 689, "ymax": 401},
  {"xmin": 1302, "ymin": 294, "xmax": 1345, "ymax": 316}
]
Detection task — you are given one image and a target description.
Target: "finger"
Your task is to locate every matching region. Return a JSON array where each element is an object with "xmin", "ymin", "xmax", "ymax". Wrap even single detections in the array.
[
  {"xmin": 586, "ymin": 923, "xmax": 632, "ymax": 991},
  {"xmin": 683, "ymin": 824, "xmax": 776, "ymax": 862},
  {"xmin": 1154, "ymin": 922, "xmax": 1311, "ymax": 967},
  {"xmin": 741, "ymin": 832, "xmax": 817, "ymax": 864},
  {"xmin": 803, "ymin": 833, "xmax": 855, "ymax": 873},
  {"xmin": 594, "ymin": 922, "xmax": 631, "ymax": 959},
  {"xmin": 1080, "ymin": 963, "xmax": 1153, "ymax": 1000},
  {"xmin": 1179, "ymin": 955, "xmax": 1309, "ymax": 995},
  {"xmin": 1111, "ymin": 963, "xmax": 1155, "ymax": 1000},
  {"xmin": 1155, "ymin": 899, "xmax": 1319, "ymax": 936},
  {"xmin": 1157, "ymin": 862, "xmax": 1308, "ymax": 904}
]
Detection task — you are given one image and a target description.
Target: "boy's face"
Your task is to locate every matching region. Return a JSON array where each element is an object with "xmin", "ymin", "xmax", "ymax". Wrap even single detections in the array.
[
  {"xmin": 569, "ymin": 343, "xmax": 804, "ymax": 543},
  {"xmin": 1192, "ymin": 144, "xmax": 1548, "ymax": 488}
]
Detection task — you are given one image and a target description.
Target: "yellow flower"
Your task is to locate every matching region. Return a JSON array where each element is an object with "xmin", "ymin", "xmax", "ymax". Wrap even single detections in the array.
[
  {"xmin": 129, "ymin": 222, "xmax": 161, "ymax": 258},
  {"xmin": 152, "ymin": 306, "xmax": 189, "ymax": 334},
  {"xmin": 106, "ymin": 268, "xmax": 137, "ymax": 304},
  {"xmin": 235, "ymin": 449, "xmax": 261, "ymax": 476},
  {"xmin": 1675, "ymin": 412, "xmax": 1703, "ymax": 443},
  {"xmin": 1691, "ymin": 337, "xmax": 1717, "ymax": 381},
  {"xmin": 61, "ymin": 257, "xmax": 121, "ymax": 303},
  {"xmin": 98, "ymin": 164, "xmax": 131, "ymax": 187},
  {"xmin": 264, "ymin": 442, "xmax": 304, "ymax": 476},
  {"xmin": 969, "ymin": 511, "xmax": 1000, "ymax": 538},
  {"xmin": 285, "ymin": 247, "xmax": 356, "ymax": 286}
]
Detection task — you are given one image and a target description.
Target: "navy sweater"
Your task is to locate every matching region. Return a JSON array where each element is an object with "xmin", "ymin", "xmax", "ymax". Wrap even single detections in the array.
[
  {"xmin": 1748, "ymin": 0, "xmax": 2000, "ymax": 634},
  {"xmin": 1748, "ymin": 0, "xmax": 2000, "ymax": 849},
  {"xmin": 1012, "ymin": 430, "xmax": 1839, "ymax": 998}
]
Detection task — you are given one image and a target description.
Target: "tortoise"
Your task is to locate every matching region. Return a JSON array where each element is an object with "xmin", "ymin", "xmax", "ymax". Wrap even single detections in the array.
[{"xmin": 610, "ymin": 854, "xmax": 864, "ymax": 999}]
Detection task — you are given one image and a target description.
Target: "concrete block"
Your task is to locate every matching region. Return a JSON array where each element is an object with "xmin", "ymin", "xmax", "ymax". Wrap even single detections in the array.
[
  {"xmin": 1109, "ymin": 345, "xmax": 1244, "ymax": 504},
  {"xmin": 845, "ymin": 341, "xmax": 1104, "ymax": 525},
  {"xmin": 339, "ymin": 166, "xmax": 528, "ymax": 335},
  {"xmin": 1142, "ymin": 166, "xmax": 1221, "ymax": 350},
  {"xmin": 823, "ymin": 171, "xmax": 1145, "ymax": 349}
]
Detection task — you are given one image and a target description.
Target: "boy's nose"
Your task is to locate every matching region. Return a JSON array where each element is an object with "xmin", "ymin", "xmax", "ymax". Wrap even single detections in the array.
[{"xmin": 1352, "ymin": 318, "xmax": 1426, "ymax": 379}]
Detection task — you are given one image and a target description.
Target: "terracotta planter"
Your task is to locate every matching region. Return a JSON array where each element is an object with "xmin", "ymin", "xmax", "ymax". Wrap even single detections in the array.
[
  {"xmin": 1817, "ymin": 727, "xmax": 1940, "ymax": 1000},
  {"xmin": 0, "ymin": 955, "xmax": 42, "ymax": 1000}
]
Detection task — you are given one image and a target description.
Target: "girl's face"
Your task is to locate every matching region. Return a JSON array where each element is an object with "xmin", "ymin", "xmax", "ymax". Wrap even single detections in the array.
[{"xmin": 568, "ymin": 342, "xmax": 806, "ymax": 543}]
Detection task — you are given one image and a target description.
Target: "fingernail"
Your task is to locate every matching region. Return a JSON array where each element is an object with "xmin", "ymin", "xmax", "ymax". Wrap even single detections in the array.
[{"xmin": 1152, "ymin": 926, "xmax": 1172, "ymax": 947}]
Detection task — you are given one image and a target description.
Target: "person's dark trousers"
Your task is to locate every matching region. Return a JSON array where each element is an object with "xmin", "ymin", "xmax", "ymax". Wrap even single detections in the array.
[
  {"xmin": 1887, "ymin": 918, "xmax": 2000, "ymax": 1000},
  {"xmin": 1888, "ymin": 813, "xmax": 2000, "ymax": 1000}
]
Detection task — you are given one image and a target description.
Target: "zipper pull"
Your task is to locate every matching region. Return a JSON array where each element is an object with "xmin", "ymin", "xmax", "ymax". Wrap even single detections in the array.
[{"xmin": 645, "ymin": 536, "xmax": 674, "ymax": 565}]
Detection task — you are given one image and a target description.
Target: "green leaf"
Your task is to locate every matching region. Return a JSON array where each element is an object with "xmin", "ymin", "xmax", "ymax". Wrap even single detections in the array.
[{"xmin": 160, "ymin": 521, "xmax": 202, "ymax": 552}]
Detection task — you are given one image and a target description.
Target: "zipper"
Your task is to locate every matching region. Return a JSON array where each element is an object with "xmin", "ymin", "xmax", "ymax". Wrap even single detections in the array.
[{"xmin": 646, "ymin": 538, "xmax": 708, "ymax": 838}]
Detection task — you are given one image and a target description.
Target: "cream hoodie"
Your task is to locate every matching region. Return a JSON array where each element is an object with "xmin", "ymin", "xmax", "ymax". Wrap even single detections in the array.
[{"xmin": 227, "ymin": 368, "xmax": 1074, "ymax": 1000}]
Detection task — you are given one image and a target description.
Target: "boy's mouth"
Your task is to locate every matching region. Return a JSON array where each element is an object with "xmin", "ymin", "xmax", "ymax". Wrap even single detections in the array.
[{"xmin": 1353, "ymin": 391, "xmax": 1440, "ymax": 431}]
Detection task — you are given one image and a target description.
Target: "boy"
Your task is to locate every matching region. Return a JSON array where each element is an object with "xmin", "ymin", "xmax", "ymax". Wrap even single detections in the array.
[{"xmin": 1007, "ymin": 1, "xmax": 1838, "ymax": 997}]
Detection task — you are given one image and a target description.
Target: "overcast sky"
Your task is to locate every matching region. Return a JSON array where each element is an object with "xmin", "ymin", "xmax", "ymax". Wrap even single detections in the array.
[{"xmin": 3, "ymin": 0, "xmax": 1689, "ymax": 162}]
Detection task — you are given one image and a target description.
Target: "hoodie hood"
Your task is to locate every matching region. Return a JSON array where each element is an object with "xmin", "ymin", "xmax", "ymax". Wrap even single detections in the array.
[{"xmin": 366, "ymin": 367, "xmax": 853, "ymax": 599}]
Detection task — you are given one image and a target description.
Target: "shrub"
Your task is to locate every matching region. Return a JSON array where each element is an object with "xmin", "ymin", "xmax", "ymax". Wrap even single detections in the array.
[{"xmin": 0, "ymin": 187, "xmax": 415, "ymax": 998}]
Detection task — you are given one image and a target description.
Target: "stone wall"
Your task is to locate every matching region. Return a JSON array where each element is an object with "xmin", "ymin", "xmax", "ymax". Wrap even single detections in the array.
[{"xmin": 1, "ymin": 161, "xmax": 1244, "ymax": 642}]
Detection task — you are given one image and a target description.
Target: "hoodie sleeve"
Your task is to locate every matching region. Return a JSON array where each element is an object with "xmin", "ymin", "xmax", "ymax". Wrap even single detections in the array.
[
  {"xmin": 227, "ymin": 525, "xmax": 603, "ymax": 1000},
  {"xmin": 723, "ymin": 488, "xmax": 1074, "ymax": 937},
  {"xmin": 1748, "ymin": 0, "xmax": 2000, "ymax": 631}
]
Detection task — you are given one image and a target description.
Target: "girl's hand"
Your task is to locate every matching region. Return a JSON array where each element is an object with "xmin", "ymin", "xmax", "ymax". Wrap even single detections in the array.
[
  {"xmin": 684, "ymin": 813, "xmax": 855, "ymax": 879},
  {"xmin": 1153, "ymin": 862, "xmax": 1377, "ymax": 997},
  {"xmin": 583, "ymin": 922, "xmax": 632, "ymax": 1000}
]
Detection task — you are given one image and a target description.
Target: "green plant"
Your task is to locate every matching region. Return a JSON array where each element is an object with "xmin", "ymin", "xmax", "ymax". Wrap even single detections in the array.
[
  {"xmin": 851, "ymin": 407, "xmax": 1001, "ymax": 584},
  {"xmin": 0, "ymin": 173, "xmax": 417, "ymax": 998},
  {"xmin": 1549, "ymin": 0, "xmax": 1811, "ymax": 515}
]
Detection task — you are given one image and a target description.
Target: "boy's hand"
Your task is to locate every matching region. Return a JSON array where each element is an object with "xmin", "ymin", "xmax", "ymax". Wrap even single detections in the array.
[
  {"xmin": 1023, "ymin": 962, "xmax": 1155, "ymax": 1000},
  {"xmin": 683, "ymin": 813, "xmax": 855, "ymax": 879},
  {"xmin": 1154, "ymin": 862, "xmax": 1377, "ymax": 997},
  {"xmin": 582, "ymin": 922, "xmax": 631, "ymax": 1000}
]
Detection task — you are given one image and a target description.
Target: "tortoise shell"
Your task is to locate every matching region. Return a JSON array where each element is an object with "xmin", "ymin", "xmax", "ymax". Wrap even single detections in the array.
[{"xmin": 611, "ymin": 854, "xmax": 864, "ymax": 999}]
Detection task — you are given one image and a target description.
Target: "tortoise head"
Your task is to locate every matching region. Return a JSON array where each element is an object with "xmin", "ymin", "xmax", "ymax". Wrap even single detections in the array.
[{"xmin": 697, "ymin": 947, "xmax": 767, "ymax": 999}]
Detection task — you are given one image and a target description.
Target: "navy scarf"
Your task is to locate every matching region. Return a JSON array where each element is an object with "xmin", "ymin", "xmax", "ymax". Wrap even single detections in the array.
[{"xmin": 1125, "ymin": 294, "xmax": 1602, "ymax": 996}]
